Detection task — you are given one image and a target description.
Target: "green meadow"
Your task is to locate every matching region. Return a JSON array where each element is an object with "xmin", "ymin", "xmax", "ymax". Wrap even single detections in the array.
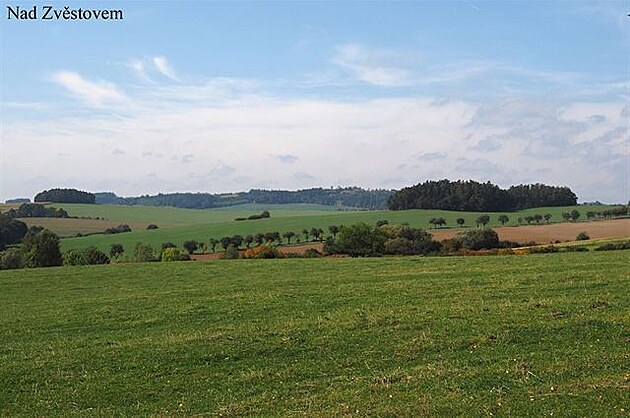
[
  {"xmin": 1, "ymin": 252, "xmax": 628, "ymax": 416},
  {"xmin": 56, "ymin": 203, "xmax": 612, "ymax": 253}
]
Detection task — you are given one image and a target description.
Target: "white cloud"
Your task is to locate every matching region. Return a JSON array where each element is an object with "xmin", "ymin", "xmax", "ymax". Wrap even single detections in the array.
[
  {"xmin": 333, "ymin": 43, "xmax": 417, "ymax": 86},
  {"xmin": 153, "ymin": 56, "xmax": 178, "ymax": 80},
  {"xmin": 51, "ymin": 71, "xmax": 127, "ymax": 106}
]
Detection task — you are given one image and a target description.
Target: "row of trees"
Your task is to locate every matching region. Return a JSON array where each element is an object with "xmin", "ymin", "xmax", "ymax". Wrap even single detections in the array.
[{"xmin": 388, "ymin": 180, "xmax": 577, "ymax": 211}]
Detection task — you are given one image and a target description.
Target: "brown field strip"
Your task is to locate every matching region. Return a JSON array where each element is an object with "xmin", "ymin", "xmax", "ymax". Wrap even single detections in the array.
[{"xmin": 430, "ymin": 218, "xmax": 630, "ymax": 244}]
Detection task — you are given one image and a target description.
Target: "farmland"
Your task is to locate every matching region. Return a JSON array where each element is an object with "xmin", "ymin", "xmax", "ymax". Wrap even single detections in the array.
[
  {"xmin": 47, "ymin": 203, "xmax": 624, "ymax": 253},
  {"xmin": 1, "ymin": 252, "xmax": 628, "ymax": 416}
]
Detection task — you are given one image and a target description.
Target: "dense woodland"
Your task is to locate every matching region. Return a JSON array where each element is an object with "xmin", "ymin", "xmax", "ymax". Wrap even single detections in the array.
[
  {"xmin": 35, "ymin": 188, "xmax": 95, "ymax": 204},
  {"xmin": 95, "ymin": 187, "xmax": 393, "ymax": 210},
  {"xmin": 387, "ymin": 180, "xmax": 578, "ymax": 211}
]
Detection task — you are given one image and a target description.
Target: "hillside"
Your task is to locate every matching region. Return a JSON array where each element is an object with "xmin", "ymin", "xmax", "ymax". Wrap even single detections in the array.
[
  {"xmin": 1, "ymin": 252, "xmax": 627, "ymax": 415},
  {"xmin": 54, "ymin": 203, "xmax": 623, "ymax": 253}
]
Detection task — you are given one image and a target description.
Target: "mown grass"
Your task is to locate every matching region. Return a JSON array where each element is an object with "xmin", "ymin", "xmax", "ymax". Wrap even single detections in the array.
[
  {"xmin": 1, "ymin": 252, "xmax": 628, "ymax": 416},
  {"xmin": 58, "ymin": 204, "xmax": 614, "ymax": 253}
]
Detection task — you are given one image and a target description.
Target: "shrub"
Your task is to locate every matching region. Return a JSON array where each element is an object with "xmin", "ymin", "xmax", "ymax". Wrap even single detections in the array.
[
  {"xmin": 21, "ymin": 229, "xmax": 62, "ymax": 268},
  {"xmin": 133, "ymin": 243, "xmax": 157, "ymax": 262},
  {"xmin": 242, "ymin": 245, "xmax": 281, "ymax": 259},
  {"xmin": 576, "ymin": 232, "xmax": 590, "ymax": 241},
  {"xmin": 222, "ymin": 245, "xmax": 240, "ymax": 259},
  {"xmin": 161, "ymin": 247, "xmax": 191, "ymax": 262},
  {"xmin": 146, "ymin": 224, "xmax": 159, "ymax": 230},
  {"xmin": 452, "ymin": 228, "xmax": 499, "ymax": 250},
  {"xmin": 104, "ymin": 224, "xmax": 132, "ymax": 234},
  {"xmin": 0, "ymin": 248, "xmax": 23, "ymax": 270},
  {"xmin": 304, "ymin": 248, "xmax": 323, "ymax": 258},
  {"xmin": 594, "ymin": 241, "xmax": 630, "ymax": 251},
  {"xmin": 63, "ymin": 247, "xmax": 110, "ymax": 266},
  {"xmin": 329, "ymin": 222, "xmax": 387, "ymax": 257}
]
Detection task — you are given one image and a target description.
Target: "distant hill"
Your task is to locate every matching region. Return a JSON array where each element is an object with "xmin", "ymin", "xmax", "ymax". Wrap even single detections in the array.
[
  {"xmin": 95, "ymin": 187, "xmax": 394, "ymax": 210},
  {"xmin": 5, "ymin": 198, "xmax": 30, "ymax": 204}
]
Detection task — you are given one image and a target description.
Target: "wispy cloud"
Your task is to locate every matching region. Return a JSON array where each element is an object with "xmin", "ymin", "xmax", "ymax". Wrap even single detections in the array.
[
  {"xmin": 333, "ymin": 43, "xmax": 418, "ymax": 87},
  {"xmin": 51, "ymin": 71, "xmax": 127, "ymax": 106},
  {"xmin": 153, "ymin": 56, "xmax": 178, "ymax": 80}
]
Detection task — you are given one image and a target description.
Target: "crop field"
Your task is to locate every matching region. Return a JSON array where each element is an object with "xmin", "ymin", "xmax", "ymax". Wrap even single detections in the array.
[
  {"xmin": 15, "ymin": 218, "xmax": 156, "ymax": 238},
  {"xmin": 55, "ymin": 204, "xmax": 619, "ymax": 253},
  {"xmin": 0, "ymin": 251, "xmax": 628, "ymax": 416}
]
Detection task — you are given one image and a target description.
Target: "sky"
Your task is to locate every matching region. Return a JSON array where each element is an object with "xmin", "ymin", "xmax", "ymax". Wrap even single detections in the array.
[{"xmin": 0, "ymin": 1, "xmax": 628, "ymax": 203}]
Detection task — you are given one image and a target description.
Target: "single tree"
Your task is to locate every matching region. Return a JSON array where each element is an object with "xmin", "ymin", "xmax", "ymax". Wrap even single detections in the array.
[
  {"xmin": 208, "ymin": 238, "xmax": 219, "ymax": 252},
  {"xmin": 498, "ymin": 214, "xmax": 509, "ymax": 226},
  {"xmin": 244, "ymin": 235, "xmax": 254, "ymax": 248},
  {"xmin": 311, "ymin": 227, "xmax": 322, "ymax": 241},
  {"xmin": 283, "ymin": 231, "xmax": 296, "ymax": 244},
  {"xmin": 302, "ymin": 228, "xmax": 310, "ymax": 241},
  {"xmin": 220, "ymin": 236, "xmax": 232, "ymax": 250},
  {"xmin": 254, "ymin": 233, "xmax": 265, "ymax": 246},
  {"xmin": 183, "ymin": 240, "xmax": 199, "ymax": 255},
  {"xmin": 524, "ymin": 216, "xmax": 534, "ymax": 225},
  {"xmin": 456, "ymin": 217, "xmax": 465, "ymax": 227},
  {"xmin": 328, "ymin": 225, "xmax": 340, "ymax": 238},
  {"xmin": 110, "ymin": 243, "xmax": 124, "ymax": 259},
  {"xmin": 230, "ymin": 235, "xmax": 244, "ymax": 249},
  {"xmin": 476, "ymin": 214, "xmax": 490, "ymax": 227},
  {"xmin": 544, "ymin": 213, "xmax": 552, "ymax": 223},
  {"xmin": 570, "ymin": 209, "xmax": 581, "ymax": 222},
  {"xmin": 533, "ymin": 214, "xmax": 543, "ymax": 224}
]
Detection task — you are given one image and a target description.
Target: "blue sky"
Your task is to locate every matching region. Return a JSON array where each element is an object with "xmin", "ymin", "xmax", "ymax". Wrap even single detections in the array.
[{"xmin": 1, "ymin": 1, "xmax": 628, "ymax": 202}]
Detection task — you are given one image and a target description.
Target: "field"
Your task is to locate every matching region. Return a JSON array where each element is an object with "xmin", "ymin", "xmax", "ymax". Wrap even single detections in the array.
[
  {"xmin": 46, "ymin": 203, "xmax": 622, "ymax": 253},
  {"xmin": 1, "ymin": 252, "xmax": 628, "ymax": 416}
]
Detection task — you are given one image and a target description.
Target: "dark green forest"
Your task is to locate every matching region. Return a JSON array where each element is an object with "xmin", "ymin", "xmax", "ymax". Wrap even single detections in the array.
[
  {"xmin": 387, "ymin": 180, "xmax": 577, "ymax": 211},
  {"xmin": 35, "ymin": 188, "xmax": 95, "ymax": 204}
]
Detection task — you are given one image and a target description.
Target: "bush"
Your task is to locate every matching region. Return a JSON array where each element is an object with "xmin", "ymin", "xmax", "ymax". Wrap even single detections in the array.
[
  {"xmin": 21, "ymin": 229, "xmax": 62, "ymax": 268},
  {"xmin": 146, "ymin": 224, "xmax": 159, "ymax": 230},
  {"xmin": 594, "ymin": 241, "xmax": 630, "ymax": 251},
  {"xmin": 104, "ymin": 224, "xmax": 132, "ymax": 234},
  {"xmin": 0, "ymin": 248, "xmax": 23, "ymax": 270},
  {"xmin": 304, "ymin": 248, "xmax": 323, "ymax": 258},
  {"xmin": 161, "ymin": 247, "xmax": 191, "ymax": 262},
  {"xmin": 329, "ymin": 222, "xmax": 386, "ymax": 257},
  {"xmin": 242, "ymin": 245, "xmax": 281, "ymax": 259},
  {"xmin": 452, "ymin": 228, "xmax": 499, "ymax": 250},
  {"xmin": 133, "ymin": 243, "xmax": 157, "ymax": 262},
  {"xmin": 63, "ymin": 247, "xmax": 110, "ymax": 266},
  {"xmin": 576, "ymin": 232, "xmax": 590, "ymax": 241},
  {"xmin": 222, "ymin": 245, "xmax": 240, "ymax": 259}
]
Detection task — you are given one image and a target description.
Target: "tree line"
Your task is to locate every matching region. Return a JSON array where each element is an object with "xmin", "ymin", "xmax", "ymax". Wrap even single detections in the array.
[
  {"xmin": 387, "ymin": 180, "xmax": 578, "ymax": 211},
  {"xmin": 94, "ymin": 187, "xmax": 393, "ymax": 210}
]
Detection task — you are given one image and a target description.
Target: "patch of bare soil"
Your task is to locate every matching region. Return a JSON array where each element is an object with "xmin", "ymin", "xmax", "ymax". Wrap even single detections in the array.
[{"xmin": 428, "ymin": 218, "xmax": 630, "ymax": 244}]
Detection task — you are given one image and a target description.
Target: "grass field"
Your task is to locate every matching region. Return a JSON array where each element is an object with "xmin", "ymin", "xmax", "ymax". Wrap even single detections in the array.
[
  {"xmin": 1, "ymin": 252, "xmax": 628, "ymax": 416},
  {"xmin": 55, "ymin": 204, "xmax": 618, "ymax": 253}
]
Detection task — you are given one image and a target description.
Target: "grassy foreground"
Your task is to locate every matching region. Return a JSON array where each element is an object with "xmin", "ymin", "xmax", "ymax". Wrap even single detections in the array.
[{"xmin": 1, "ymin": 252, "xmax": 628, "ymax": 416}]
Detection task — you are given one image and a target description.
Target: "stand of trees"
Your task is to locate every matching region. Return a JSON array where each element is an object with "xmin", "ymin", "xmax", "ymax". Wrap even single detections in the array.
[
  {"xmin": 388, "ymin": 180, "xmax": 577, "ymax": 212},
  {"xmin": 3, "ymin": 203, "xmax": 69, "ymax": 219},
  {"xmin": 35, "ymin": 188, "xmax": 95, "ymax": 204}
]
